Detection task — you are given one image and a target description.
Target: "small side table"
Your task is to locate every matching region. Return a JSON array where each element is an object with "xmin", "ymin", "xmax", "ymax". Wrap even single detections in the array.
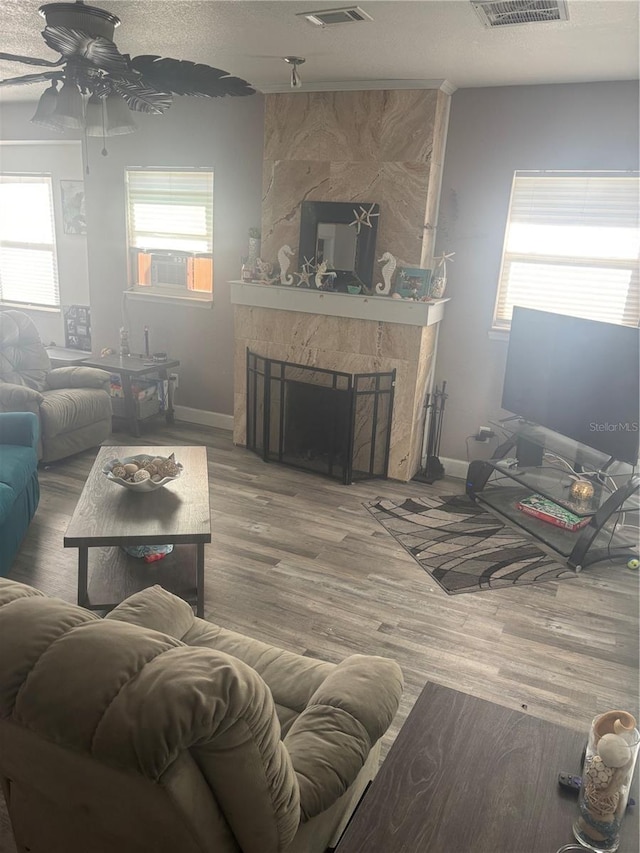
[
  {"xmin": 46, "ymin": 346, "xmax": 90, "ymax": 369},
  {"xmin": 81, "ymin": 354, "xmax": 180, "ymax": 437}
]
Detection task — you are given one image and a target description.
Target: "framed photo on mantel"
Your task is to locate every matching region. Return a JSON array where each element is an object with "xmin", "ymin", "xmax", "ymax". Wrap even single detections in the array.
[{"xmin": 395, "ymin": 267, "xmax": 432, "ymax": 299}]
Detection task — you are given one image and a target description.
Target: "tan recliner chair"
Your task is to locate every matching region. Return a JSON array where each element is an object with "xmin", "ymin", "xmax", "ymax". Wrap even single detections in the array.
[
  {"xmin": 0, "ymin": 310, "xmax": 112, "ymax": 463},
  {"xmin": 0, "ymin": 579, "xmax": 403, "ymax": 853}
]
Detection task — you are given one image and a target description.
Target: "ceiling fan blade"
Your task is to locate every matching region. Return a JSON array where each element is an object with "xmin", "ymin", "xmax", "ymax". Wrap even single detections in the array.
[
  {"xmin": 0, "ymin": 71, "xmax": 61, "ymax": 88},
  {"xmin": 130, "ymin": 55, "xmax": 255, "ymax": 98},
  {"xmin": 42, "ymin": 26, "xmax": 129, "ymax": 72},
  {"xmin": 0, "ymin": 51, "xmax": 64, "ymax": 68},
  {"xmin": 110, "ymin": 79, "xmax": 173, "ymax": 115}
]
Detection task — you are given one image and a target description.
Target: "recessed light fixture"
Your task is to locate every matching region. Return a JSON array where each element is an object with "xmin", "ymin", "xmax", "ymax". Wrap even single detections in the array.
[
  {"xmin": 298, "ymin": 6, "xmax": 373, "ymax": 27},
  {"xmin": 283, "ymin": 56, "xmax": 305, "ymax": 89}
]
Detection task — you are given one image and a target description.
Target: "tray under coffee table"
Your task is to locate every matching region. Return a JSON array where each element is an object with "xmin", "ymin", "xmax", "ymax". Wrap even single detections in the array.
[{"xmin": 64, "ymin": 446, "xmax": 211, "ymax": 616}]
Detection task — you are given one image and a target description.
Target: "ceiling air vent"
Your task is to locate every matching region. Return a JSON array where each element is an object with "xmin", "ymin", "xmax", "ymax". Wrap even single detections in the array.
[
  {"xmin": 298, "ymin": 6, "xmax": 374, "ymax": 27},
  {"xmin": 471, "ymin": 0, "xmax": 569, "ymax": 27}
]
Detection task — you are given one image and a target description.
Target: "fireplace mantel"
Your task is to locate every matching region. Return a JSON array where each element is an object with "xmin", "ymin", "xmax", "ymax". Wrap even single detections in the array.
[{"xmin": 229, "ymin": 281, "xmax": 448, "ymax": 326}]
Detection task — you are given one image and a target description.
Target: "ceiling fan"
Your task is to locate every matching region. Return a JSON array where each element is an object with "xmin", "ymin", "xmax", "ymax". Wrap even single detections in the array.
[{"xmin": 0, "ymin": 1, "xmax": 255, "ymax": 137}]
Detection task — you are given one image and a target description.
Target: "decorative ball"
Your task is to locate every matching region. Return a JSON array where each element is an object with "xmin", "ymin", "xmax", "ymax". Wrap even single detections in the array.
[
  {"xmin": 586, "ymin": 755, "xmax": 615, "ymax": 788},
  {"xmin": 144, "ymin": 463, "xmax": 158, "ymax": 475},
  {"xmin": 123, "ymin": 463, "xmax": 139, "ymax": 476},
  {"xmin": 570, "ymin": 479, "xmax": 595, "ymax": 502},
  {"xmin": 132, "ymin": 469, "xmax": 151, "ymax": 482},
  {"xmin": 158, "ymin": 453, "xmax": 180, "ymax": 478},
  {"xmin": 111, "ymin": 465, "xmax": 127, "ymax": 480},
  {"xmin": 598, "ymin": 733, "xmax": 631, "ymax": 768}
]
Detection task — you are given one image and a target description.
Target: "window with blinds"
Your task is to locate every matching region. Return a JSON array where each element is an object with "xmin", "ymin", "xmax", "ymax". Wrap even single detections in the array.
[
  {"xmin": 0, "ymin": 174, "xmax": 60, "ymax": 308},
  {"xmin": 125, "ymin": 168, "xmax": 214, "ymax": 298},
  {"xmin": 494, "ymin": 172, "xmax": 639, "ymax": 330}
]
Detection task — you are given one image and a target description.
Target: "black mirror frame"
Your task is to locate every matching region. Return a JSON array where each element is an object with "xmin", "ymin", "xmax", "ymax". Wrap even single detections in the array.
[{"xmin": 298, "ymin": 201, "xmax": 379, "ymax": 290}]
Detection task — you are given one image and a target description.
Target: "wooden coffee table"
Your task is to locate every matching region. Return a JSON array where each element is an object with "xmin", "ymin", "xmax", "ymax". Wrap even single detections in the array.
[
  {"xmin": 336, "ymin": 683, "xmax": 639, "ymax": 853},
  {"xmin": 64, "ymin": 446, "xmax": 211, "ymax": 616}
]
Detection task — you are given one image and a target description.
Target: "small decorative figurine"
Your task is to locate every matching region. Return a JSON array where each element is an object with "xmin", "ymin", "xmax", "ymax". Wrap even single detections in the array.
[
  {"xmin": 255, "ymin": 258, "xmax": 278, "ymax": 284},
  {"xmin": 375, "ymin": 252, "xmax": 397, "ymax": 295},
  {"xmin": 119, "ymin": 327, "xmax": 130, "ymax": 358},
  {"xmin": 278, "ymin": 245, "xmax": 295, "ymax": 285},
  {"xmin": 315, "ymin": 260, "xmax": 329, "ymax": 289}
]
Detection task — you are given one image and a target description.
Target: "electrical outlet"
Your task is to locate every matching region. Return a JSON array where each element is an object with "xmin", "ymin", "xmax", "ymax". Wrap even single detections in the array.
[{"xmin": 476, "ymin": 426, "xmax": 495, "ymax": 442}]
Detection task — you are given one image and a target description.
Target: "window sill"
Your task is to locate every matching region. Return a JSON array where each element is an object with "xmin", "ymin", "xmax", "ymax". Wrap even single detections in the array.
[
  {"xmin": 124, "ymin": 288, "xmax": 213, "ymax": 308},
  {"xmin": 488, "ymin": 327, "xmax": 510, "ymax": 341},
  {"xmin": 0, "ymin": 301, "xmax": 61, "ymax": 314}
]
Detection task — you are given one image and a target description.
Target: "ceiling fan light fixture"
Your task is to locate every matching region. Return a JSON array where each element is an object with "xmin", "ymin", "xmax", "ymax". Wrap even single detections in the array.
[
  {"xmin": 50, "ymin": 78, "xmax": 84, "ymax": 130},
  {"xmin": 104, "ymin": 93, "xmax": 137, "ymax": 136},
  {"xmin": 30, "ymin": 80, "xmax": 60, "ymax": 128},
  {"xmin": 84, "ymin": 92, "xmax": 105, "ymax": 136},
  {"xmin": 283, "ymin": 56, "xmax": 305, "ymax": 90}
]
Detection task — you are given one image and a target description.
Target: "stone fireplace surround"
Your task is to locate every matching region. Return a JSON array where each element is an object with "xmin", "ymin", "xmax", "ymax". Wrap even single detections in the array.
[
  {"xmin": 232, "ymin": 87, "xmax": 451, "ymax": 482},
  {"xmin": 232, "ymin": 282, "xmax": 447, "ymax": 482}
]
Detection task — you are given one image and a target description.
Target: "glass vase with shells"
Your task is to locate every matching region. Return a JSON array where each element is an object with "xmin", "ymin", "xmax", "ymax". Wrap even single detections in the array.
[{"xmin": 573, "ymin": 710, "xmax": 640, "ymax": 852}]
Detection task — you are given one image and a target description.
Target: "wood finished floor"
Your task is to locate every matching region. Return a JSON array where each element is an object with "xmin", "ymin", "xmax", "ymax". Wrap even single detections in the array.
[{"xmin": 7, "ymin": 421, "xmax": 640, "ymax": 757}]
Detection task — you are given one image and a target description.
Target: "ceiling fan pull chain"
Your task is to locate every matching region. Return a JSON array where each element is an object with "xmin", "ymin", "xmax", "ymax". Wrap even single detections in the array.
[
  {"xmin": 101, "ymin": 97, "xmax": 108, "ymax": 157},
  {"xmin": 82, "ymin": 125, "xmax": 90, "ymax": 175}
]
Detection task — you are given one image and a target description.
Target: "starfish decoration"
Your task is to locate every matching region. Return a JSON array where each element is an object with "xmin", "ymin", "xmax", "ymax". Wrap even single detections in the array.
[
  {"xmin": 433, "ymin": 251, "xmax": 455, "ymax": 267},
  {"xmin": 349, "ymin": 204, "xmax": 380, "ymax": 234},
  {"xmin": 295, "ymin": 256, "xmax": 315, "ymax": 287},
  {"xmin": 295, "ymin": 268, "xmax": 312, "ymax": 287}
]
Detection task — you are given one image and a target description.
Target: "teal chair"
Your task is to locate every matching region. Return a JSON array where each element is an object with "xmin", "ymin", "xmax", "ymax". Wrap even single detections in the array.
[{"xmin": 0, "ymin": 412, "xmax": 39, "ymax": 575}]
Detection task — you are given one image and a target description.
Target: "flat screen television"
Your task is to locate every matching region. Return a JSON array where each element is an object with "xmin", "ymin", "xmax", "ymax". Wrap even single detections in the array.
[{"xmin": 502, "ymin": 308, "xmax": 639, "ymax": 465}]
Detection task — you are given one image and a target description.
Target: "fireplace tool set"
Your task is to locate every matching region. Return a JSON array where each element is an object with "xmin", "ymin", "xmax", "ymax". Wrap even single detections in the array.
[{"xmin": 413, "ymin": 381, "xmax": 448, "ymax": 484}]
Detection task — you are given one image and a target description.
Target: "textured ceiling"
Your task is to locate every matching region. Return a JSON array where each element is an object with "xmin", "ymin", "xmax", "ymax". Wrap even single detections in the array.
[{"xmin": 0, "ymin": 0, "xmax": 638, "ymax": 102}]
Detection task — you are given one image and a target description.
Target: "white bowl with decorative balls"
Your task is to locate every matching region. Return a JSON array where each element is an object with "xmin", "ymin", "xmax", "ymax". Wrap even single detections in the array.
[{"xmin": 102, "ymin": 453, "xmax": 183, "ymax": 492}]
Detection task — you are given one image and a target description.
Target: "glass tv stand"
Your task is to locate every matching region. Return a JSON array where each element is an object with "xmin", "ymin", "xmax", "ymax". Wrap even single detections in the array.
[{"xmin": 465, "ymin": 421, "xmax": 639, "ymax": 572}]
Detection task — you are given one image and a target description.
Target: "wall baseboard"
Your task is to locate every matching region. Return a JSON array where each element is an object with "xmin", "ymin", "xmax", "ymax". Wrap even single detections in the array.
[
  {"xmin": 439, "ymin": 456, "xmax": 469, "ymax": 480},
  {"xmin": 174, "ymin": 405, "xmax": 233, "ymax": 431}
]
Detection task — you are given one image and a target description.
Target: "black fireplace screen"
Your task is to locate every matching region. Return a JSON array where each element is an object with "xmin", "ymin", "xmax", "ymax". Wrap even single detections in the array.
[{"xmin": 246, "ymin": 350, "xmax": 395, "ymax": 484}]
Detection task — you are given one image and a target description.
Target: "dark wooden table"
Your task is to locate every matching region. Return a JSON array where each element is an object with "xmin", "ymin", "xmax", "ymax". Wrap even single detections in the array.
[
  {"xmin": 336, "ymin": 683, "xmax": 639, "ymax": 853},
  {"xmin": 81, "ymin": 354, "xmax": 180, "ymax": 436},
  {"xmin": 64, "ymin": 446, "xmax": 211, "ymax": 617}
]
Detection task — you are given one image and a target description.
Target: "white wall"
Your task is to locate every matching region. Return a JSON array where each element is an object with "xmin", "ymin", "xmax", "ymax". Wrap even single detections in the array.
[
  {"xmin": 0, "ymin": 139, "xmax": 89, "ymax": 345},
  {"xmin": 435, "ymin": 80, "xmax": 640, "ymax": 462}
]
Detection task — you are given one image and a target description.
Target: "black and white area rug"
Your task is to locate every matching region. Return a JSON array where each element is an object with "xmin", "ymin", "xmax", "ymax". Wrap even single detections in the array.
[{"xmin": 365, "ymin": 494, "xmax": 576, "ymax": 595}]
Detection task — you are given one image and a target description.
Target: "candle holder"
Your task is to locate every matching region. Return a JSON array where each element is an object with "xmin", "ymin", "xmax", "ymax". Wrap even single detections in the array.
[{"xmin": 570, "ymin": 479, "xmax": 595, "ymax": 503}]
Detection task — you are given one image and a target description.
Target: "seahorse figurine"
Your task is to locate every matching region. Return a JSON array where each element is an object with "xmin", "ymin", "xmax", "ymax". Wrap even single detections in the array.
[
  {"xmin": 375, "ymin": 252, "xmax": 397, "ymax": 295},
  {"xmin": 278, "ymin": 245, "xmax": 295, "ymax": 285},
  {"xmin": 315, "ymin": 260, "xmax": 328, "ymax": 289}
]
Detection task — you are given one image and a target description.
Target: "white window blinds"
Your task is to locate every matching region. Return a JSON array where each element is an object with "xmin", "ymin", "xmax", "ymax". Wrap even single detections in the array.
[
  {"xmin": 0, "ymin": 174, "xmax": 60, "ymax": 307},
  {"xmin": 494, "ymin": 172, "xmax": 640, "ymax": 329},
  {"xmin": 125, "ymin": 169, "xmax": 214, "ymax": 253}
]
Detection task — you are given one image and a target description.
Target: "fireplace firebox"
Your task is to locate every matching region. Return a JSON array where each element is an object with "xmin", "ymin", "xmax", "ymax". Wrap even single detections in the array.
[{"xmin": 246, "ymin": 350, "xmax": 395, "ymax": 484}]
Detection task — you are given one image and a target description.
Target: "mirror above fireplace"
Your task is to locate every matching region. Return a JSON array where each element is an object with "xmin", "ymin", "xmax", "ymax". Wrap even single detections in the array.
[{"xmin": 298, "ymin": 200, "xmax": 380, "ymax": 290}]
